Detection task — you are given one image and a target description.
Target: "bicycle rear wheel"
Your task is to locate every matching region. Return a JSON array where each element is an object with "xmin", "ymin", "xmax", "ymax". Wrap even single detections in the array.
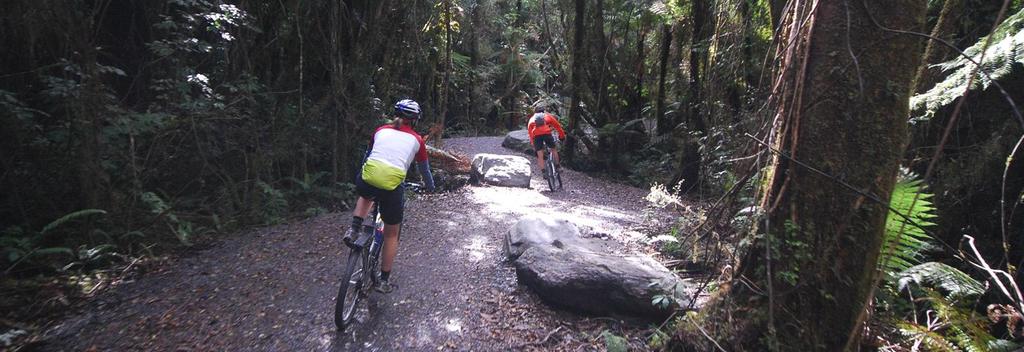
[
  {"xmin": 545, "ymin": 151, "xmax": 558, "ymax": 191},
  {"xmin": 334, "ymin": 248, "xmax": 365, "ymax": 330},
  {"xmin": 554, "ymin": 165, "xmax": 563, "ymax": 190}
]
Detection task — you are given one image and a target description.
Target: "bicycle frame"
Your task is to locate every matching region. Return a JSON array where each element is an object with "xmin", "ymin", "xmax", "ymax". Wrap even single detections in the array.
[
  {"xmin": 335, "ymin": 203, "xmax": 383, "ymax": 329},
  {"xmin": 356, "ymin": 203, "xmax": 385, "ymax": 288},
  {"xmin": 335, "ymin": 182, "xmax": 419, "ymax": 330}
]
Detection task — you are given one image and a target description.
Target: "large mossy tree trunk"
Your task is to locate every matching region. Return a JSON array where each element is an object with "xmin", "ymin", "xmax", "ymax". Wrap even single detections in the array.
[{"xmin": 677, "ymin": 1, "xmax": 926, "ymax": 350}]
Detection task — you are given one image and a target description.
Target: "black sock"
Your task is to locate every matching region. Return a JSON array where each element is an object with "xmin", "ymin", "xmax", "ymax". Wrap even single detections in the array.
[
  {"xmin": 381, "ymin": 271, "xmax": 391, "ymax": 281},
  {"xmin": 350, "ymin": 216, "xmax": 363, "ymax": 230}
]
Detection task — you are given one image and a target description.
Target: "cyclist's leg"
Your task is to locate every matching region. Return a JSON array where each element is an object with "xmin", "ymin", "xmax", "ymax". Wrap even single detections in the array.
[
  {"xmin": 551, "ymin": 148, "xmax": 561, "ymax": 167},
  {"xmin": 375, "ymin": 185, "xmax": 405, "ymax": 292},
  {"xmin": 346, "ymin": 173, "xmax": 378, "ymax": 244},
  {"xmin": 533, "ymin": 137, "xmax": 546, "ymax": 171},
  {"xmin": 380, "ymin": 223, "xmax": 400, "ymax": 273},
  {"xmin": 352, "ymin": 196, "xmax": 373, "ymax": 219}
]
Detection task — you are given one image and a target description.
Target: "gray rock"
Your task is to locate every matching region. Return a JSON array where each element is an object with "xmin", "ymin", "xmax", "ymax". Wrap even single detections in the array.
[
  {"xmin": 501, "ymin": 130, "xmax": 534, "ymax": 155},
  {"xmin": 470, "ymin": 154, "xmax": 532, "ymax": 188},
  {"xmin": 505, "ymin": 216, "xmax": 698, "ymax": 320}
]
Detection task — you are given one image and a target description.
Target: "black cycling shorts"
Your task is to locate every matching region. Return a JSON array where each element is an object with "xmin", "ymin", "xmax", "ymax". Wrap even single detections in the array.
[
  {"xmin": 354, "ymin": 173, "xmax": 406, "ymax": 225},
  {"xmin": 533, "ymin": 134, "xmax": 557, "ymax": 153}
]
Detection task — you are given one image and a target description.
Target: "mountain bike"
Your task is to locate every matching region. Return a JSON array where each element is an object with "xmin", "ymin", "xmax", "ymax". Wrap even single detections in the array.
[
  {"xmin": 334, "ymin": 183, "xmax": 420, "ymax": 331},
  {"xmin": 542, "ymin": 144, "xmax": 563, "ymax": 192}
]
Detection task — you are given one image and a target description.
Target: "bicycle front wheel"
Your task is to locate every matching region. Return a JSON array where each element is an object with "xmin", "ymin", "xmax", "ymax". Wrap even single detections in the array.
[{"xmin": 334, "ymin": 248, "xmax": 365, "ymax": 330}]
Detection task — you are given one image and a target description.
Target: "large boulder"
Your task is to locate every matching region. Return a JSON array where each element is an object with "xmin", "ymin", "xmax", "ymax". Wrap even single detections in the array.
[
  {"xmin": 470, "ymin": 154, "xmax": 532, "ymax": 188},
  {"xmin": 504, "ymin": 216, "xmax": 698, "ymax": 320},
  {"xmin": 501, "ymin": 130, "xmax": 534, "ymax": 155}
]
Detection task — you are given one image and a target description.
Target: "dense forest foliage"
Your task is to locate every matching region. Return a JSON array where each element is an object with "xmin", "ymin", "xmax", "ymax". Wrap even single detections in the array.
[{"xmin": 2, "ymin": 0, "xmax": 1023, "ymax": 350}]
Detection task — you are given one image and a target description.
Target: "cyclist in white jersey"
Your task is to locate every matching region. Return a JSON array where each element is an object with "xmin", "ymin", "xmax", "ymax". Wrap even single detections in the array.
[{"xmin": 343, "ymin": 99, "xmax": 435, "ymax": 293}]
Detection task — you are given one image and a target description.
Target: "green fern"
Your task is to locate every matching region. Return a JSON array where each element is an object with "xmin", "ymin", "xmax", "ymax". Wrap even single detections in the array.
[
  {"xmin": 141, "ymin": 192, "xmax": 193, "ymax": 246},
  {"xmin": 896, "ymin": 321, "xmax": 960, "ymax": 352},
  {"xmin": 894, "ymin": 289, "xmax": 1022, "ymax": 352},
  {"xmin": 256, "ymin": 181, "xmax": 288, "ymax": 225},
  {"xmin": 930, "ymin": 290, "xmax": 1003, "ymax": 352},
  {"xmin": 897, "ymin": 262, "xmax": 985, "ymax": 301},
  {"xmin": 40, "ymin": 209, "xmax": 107, "ymax": 235},
  {"xmin": 911, "ymin": 8, "xmax": 1024, "ymax": 122},
  {"xmin": 880, "ymin": 176, "xmax": 938, "ymax": 274}
]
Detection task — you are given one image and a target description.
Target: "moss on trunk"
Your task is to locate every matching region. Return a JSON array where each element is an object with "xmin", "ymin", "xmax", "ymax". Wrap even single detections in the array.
[{"xmin": 674, "ymin": 1, "xmax": 927, "ymax": 350}]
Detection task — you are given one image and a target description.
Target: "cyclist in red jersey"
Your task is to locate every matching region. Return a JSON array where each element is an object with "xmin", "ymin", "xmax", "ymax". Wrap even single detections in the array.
[{"xmin": 527, "ymin": 106, "xmax": 566, "ymax": 174}]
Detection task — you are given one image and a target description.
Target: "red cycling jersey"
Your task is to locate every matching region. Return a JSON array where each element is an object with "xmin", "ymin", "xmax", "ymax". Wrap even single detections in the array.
[{"xmin": 527, "ymin": 113, "xmax": 566, "ymax": 143}]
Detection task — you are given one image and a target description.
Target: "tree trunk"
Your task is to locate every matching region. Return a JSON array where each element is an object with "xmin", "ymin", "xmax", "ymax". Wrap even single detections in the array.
[
  {"xmin": 436, "ymin": 0, "xmax": 453, "ymax": 147},
  {"xmin": 75, "ymin": 45, "xmax": 111, "ymax": 211},
  {"xmin": 912, "ymin": 0, "xmax": 963, "ymax": 93},
  {"xmin": 540, "ymin": 0, "xmax": 564, "ymax": 85},
  {"xmin": 654, "ymin": 23, "xmax": 673, "ymax": 136},
  {"xmin": 467, "ymin": 2, "xmax": 480, "ymax": 133},
  {"xmin": 682, "ymin": 1, "xmax": 927, "ymax": 350},
  {"xmin": 633, "ymin": 18, "xmax": 646, "ymax": 124},
  {"xmin": 590, "ymin": 0, "xmax": 609, "ymax": 126},
  {"xmin": 769, "ymin": 0, "xmax": 786, "ymax": 32},
  {"xmin": 740, "ymin": 0, "xmax": 759, "ymax": 91},
  {"xmin": 686, "ymin": 0, "xmax": 708, "ymax": 133},
  {"xmin": 672, "ymin": 0, "xmax": 711, "ymax": 192},
  {"xmin": 563, "ymin": 0, "xmax": 586, "ymax": 163}
]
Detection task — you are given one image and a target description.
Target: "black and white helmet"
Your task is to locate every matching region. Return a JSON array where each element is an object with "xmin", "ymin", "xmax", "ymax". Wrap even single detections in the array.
[{"xmin": 394, "ymin": 99, "xmax": 422, "ymax": 119}]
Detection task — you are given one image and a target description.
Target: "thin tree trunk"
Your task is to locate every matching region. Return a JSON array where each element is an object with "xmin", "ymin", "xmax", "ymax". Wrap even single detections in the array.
[
  {"xmin": 564, "ymin": 0, "xmax": 586, "ymax": 163},
  {"xmin": 76, "ymin": 45, "xmax": 111, "ymax": 210},
  {"xmin": 673, "ymin": 0, "xmax": 710, "ymax": 192},
  {"xmin": 687, "ymin": 0, "xmax": 708, "ymax": 133},
  {"xmin": 770, "ymin": 0, "xmax": 785, "ymax": 32},
  {"xmin": 540, "ymin": 0, "xmax": 563, "ymax": 85},
  {"xmin": 682, "ymin": 1, "xmax": 927, "ymax": 350},
  {"xmin": 633, "ymin": 17, "xmax": 646, "ymax": 124},
  {"xmin": 329, "ymin": 0, "xmax": 342, "ymax": 183},
  {"xmin": 436, "ymin": 0, "xmax": 453, "ymax": 147},
  {"xmin": 655, "ymin": 23, "xmax": 673, "ymax": 136},
  {"xmin": 593, "ymin": 0, "xmax": 609, "ymax": 127},
  {"xmin": 740, "ymin": 0, "xmax": 758, "ymax": 91},
  {"xmin": 912, "ymin": 0, "xmax": 963, "ymax": 93},
  {"xmin": 468, "ymin": 2, "xmax": 481, "ymax": 131}
]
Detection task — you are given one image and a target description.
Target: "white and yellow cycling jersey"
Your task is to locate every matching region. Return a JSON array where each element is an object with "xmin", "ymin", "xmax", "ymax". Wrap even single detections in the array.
[{"xmin": 361, "ymin": 124, "xmax": 428, "ymax": 191}]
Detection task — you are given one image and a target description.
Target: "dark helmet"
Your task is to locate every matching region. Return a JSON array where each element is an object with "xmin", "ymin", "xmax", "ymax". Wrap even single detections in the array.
[
  {"xmin": 534, "ymin": 106, "xmax": 545, "ymax": 113},
  {"xmin": 394, "ymin": 99, "xmax": 422, "ymax": 119}
]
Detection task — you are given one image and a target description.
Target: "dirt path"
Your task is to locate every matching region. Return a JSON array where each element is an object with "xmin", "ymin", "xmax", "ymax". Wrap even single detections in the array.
[{"xmin": 40, "ymin": 136, "xmax": 676, "ymax": 351}]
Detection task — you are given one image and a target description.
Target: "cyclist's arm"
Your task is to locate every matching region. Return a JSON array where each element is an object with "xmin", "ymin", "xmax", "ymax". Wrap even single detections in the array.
[
  {"xmin": 527, "ymin": 120, "xmax": 537, "ymax": 146},
  {"xmin": 549, "ymin": 115, "xmax": 566, "ymax": 140},
  {"xmin": 414, "ymin": 139, "xmax": 435, "ymax": 191},
  {"xmin": 416, "ymin": 159, "xmax": 435, "ymax": 191}
]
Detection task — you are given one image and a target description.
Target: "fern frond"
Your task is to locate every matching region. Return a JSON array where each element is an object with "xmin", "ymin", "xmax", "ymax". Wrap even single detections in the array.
[
  {"xmin": 911, "ymin": 8, "xmax": 1024, "ymax": 122},
  {"xmin": 40, "ymin": 209, "xmax": 107, "ymax": 235},
  {"xmin": 897, "ymin": 262, "xmax": 986, "ymax": 301},
  {"xmin": 880, "ymin": 177, "xmax": 938, "ymax": 274},
  {"xmin": 928, "ymin": 290, "xmax": 999, "ymax": 352},
  {"xmin": 897, "ymin": 322, "xmax": 961, "ymax": 352}
]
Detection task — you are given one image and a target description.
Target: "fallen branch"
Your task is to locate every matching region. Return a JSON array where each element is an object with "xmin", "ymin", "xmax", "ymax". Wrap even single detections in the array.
[
  {"xmin": 515, "ymin": 326, "xmax": 564, "ymax": 349},
  {"xmin": 426, "ymin": 145, "xmax": 471, "ymax": 174}
]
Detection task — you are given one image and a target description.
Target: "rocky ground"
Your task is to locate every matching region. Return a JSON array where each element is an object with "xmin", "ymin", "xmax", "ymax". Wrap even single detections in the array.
[{"xmin": 35, "ymin": 136, "xmax": 694, "ymax": 351}]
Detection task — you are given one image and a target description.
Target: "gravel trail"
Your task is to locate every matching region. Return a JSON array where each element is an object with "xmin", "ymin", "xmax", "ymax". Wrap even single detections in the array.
[{"xmin": 40, "ymin": 136, "xmax": 677, "ymax": 351}]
